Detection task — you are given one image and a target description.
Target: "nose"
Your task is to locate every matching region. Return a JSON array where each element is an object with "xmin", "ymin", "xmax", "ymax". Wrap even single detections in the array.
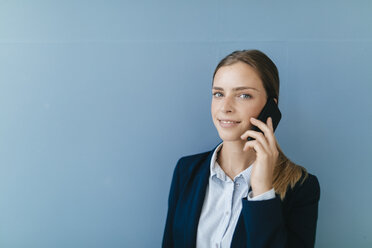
[{"xmin": 221, "ymin": 95, "xmax": 234, "ymax": 113}]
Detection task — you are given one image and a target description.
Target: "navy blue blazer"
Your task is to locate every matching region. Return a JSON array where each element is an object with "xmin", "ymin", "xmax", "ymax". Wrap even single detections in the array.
[{"xmin": 162, "ymin": 144, "xmax": 320, "ymax": 248}]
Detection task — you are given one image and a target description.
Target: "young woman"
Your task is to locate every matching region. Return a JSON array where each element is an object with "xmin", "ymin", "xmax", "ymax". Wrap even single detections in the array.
[{"xmin": 162, "ymin": 50, "xmax": 320, "ymax": 248}]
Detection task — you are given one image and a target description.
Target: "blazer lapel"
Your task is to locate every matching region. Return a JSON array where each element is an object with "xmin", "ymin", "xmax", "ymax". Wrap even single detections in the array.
[{"xmin": 183, "ymin": 147, "xmax": 215, "ymax": 248}]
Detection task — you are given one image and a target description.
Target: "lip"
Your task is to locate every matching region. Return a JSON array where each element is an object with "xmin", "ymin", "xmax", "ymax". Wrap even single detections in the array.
[
  {"xmin": 218, "ymin": 119, "xmax": 241, "ymax": 128},
  {"xmin": 218, "ymin": 119, "xmax": 241, "ymax": 122}
]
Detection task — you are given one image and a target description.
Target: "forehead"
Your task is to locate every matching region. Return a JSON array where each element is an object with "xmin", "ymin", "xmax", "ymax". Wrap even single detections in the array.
[{"xmin": 213, "ymin": 62, "xmax": 264, "ymax": 89}]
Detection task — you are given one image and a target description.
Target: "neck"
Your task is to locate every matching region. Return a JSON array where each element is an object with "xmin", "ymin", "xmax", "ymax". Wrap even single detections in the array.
[{"xmin": 217, "ymin": 140, "xmax": 256, "ymax": 180}]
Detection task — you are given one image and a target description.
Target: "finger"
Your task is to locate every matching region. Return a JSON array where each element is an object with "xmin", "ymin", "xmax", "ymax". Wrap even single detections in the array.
[
  {"xmin": 250, "ymin": 117, "xmax": 272, "ymax": 136},
  {"xmin": 266, "ymin": 117, "xmax": 276, "ymax": 149},
  {"xmin": 267, "ymin": 117, "xmax": 274, "ymax": 132},
  {"xmin": 251, "ymin": 117, "xmax": 277, "ymax": 150},
  {"xmin": 243, "ymin": 140, "xmax": 266, "ymax": 155},
  {"xmin": 241, "ymin": 130, "xmax": 270, "ymax": 152},
  {"xmin": 266, "ymin": 117, "xmax": 279, "ymax": 151}
]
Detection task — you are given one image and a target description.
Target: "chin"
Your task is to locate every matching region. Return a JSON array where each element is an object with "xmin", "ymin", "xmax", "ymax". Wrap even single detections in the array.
[{"xmin": 218, "ymin": 132, "xmax": 242, "ymax": 142}]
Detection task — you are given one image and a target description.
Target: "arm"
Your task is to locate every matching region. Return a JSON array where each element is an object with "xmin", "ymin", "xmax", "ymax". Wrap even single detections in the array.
[
  {"xmin": 240, "ymin": 174, "xmax": 320, "ymax": 248},
  {"xmin": 162, "ymin": 158, "xmax": 182, "ymax": 248}
]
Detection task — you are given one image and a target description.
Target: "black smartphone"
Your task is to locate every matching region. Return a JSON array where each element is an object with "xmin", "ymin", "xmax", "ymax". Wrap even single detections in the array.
[{"xmin": 247, "ymin": 97, "xmax": 282, "ymax": 141}]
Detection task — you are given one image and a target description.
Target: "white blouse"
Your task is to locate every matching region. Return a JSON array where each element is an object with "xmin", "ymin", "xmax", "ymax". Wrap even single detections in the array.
[{"xmin": 196, "ymin": 142, "xmax": 275, "ymax": 248}]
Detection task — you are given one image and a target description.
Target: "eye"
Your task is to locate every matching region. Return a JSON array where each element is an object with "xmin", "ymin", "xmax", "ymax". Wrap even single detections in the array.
[
  {"xmin": 240, "ymin": 94, "xmax": 252, "ymax": 99},
  {"xmin": 212, "ymin": 92, "xmax": 223, "ymax": 97}
]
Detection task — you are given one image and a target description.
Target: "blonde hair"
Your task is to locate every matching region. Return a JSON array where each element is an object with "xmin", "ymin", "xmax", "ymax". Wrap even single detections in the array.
[
  {"xmin": 213, "ymin": 49, "xmax": 308, "ymax": 200},
  {"xmin": 273, "ymin": 140, "xmax": 308, "ymax": 200}
]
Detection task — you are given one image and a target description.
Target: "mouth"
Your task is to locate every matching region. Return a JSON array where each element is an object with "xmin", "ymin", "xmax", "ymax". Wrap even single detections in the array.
[{"xmin": 218, "ymin": 119, "xmax": 241, "ymax": 128}]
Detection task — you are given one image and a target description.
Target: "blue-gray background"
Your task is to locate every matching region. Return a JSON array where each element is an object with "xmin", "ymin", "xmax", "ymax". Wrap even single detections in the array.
[{"xmin": 0, "ymin": 0, "xmax": 371, "ymax": 247}]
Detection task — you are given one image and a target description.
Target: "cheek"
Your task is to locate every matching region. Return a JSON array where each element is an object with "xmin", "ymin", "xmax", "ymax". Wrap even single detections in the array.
[
  {"xmin": 243, "ymin": 105, "xmax": 259, "ymax": 116},
  {"xmin": 210, "ymin": 104, "xmax": 216, "ymax": 121},
  {"xmin": 251, "ymin": 107, "xmax": 262, "ymax": 118},
  {"xmin": 211, "ymin": 101, "xmax": 218, "ymax": 115},
  {"xmin": 241, "ymin": 105, "xmax": 262, "ymax": 126}
]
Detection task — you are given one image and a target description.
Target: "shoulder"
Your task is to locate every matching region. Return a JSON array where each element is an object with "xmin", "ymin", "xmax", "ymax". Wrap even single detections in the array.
[
  {"xmin": 168, "ymin": 149, "xmax": 212, "ymax": 194},
  {"xmin": 298, "ymin": 172, "xmax": 320, "ymax": 196},
  {"xmin": 284, "ymin": 171, "xmax": 321, "ymax": 206}
]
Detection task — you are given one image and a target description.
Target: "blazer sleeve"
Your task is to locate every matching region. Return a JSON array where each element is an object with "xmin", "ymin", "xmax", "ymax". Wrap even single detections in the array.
[
  {"xmin": 239, "ymin": 174, "xmax": 320, "ymax": 248},
  {"xmin": 162, "ymin": 158, "xmax": 182, "ymax": 248}
]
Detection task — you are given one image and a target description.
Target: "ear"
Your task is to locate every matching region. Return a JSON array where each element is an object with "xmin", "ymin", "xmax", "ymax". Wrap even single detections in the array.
[{"xmin": 273, "ymin": 98, "xmax": 278, "ymax": 104}]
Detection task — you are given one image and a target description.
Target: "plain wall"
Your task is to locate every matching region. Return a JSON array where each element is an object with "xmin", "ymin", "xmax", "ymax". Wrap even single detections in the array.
[{"xmin": 0, "ymin": 0, "xmax": 371, "ymax": 247}]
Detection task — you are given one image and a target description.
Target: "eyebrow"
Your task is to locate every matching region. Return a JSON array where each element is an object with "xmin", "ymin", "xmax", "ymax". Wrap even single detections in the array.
[{"xmin": 212, "ymin": 86, "xmax": 258, "ymax": 92}]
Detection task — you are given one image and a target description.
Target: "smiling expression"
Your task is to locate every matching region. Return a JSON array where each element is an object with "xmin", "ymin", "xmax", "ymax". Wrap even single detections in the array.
[{"xmin": 211, "ymin": 62, "xmax": 268, "ymax": 141}]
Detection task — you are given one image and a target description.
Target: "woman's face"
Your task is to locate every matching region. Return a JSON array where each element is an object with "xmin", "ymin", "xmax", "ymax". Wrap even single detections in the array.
[{"xmin": 211, "ymin": 62, "xmax": 268, "ymax": 142}]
